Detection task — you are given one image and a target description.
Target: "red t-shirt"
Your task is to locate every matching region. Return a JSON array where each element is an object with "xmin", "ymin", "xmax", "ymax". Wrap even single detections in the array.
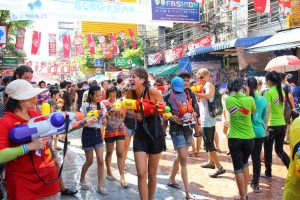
[{"xmin": 0, "ymin": 109, "xmax": 60, "ymax": 200}]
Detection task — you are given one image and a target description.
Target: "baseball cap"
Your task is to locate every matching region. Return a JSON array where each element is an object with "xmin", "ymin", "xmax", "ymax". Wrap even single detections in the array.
[
  {"xmin": 6, "ymin": 79, "xmax": 48, "ymax": 100},
  {"xmin": 171, "ymin": 77, "xmax": 184, "ymax": 92}
]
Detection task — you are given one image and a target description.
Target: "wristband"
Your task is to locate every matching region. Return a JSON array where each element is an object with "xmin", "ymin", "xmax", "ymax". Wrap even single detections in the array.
[{"xmin": 22, "ymin": 144, "xmax": 29, "ymax": 154}]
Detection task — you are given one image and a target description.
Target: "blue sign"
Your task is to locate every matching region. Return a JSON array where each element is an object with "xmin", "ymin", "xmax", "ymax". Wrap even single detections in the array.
[
  {"xmin": 151, "ymin": 0, "xmax": 200, "ymax": 22},
  {"xmin": 94, "ymin": 59, "xmax": 103, "ymax": 67}
]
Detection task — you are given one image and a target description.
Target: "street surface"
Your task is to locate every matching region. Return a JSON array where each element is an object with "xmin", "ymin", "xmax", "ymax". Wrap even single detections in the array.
[{"xmin": 60, "ymin": 121, "xmax": 288, "ymax": 200}]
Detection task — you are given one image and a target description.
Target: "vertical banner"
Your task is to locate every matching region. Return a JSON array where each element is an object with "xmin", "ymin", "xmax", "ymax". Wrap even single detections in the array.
[
  {"xmin": 62, "ymin": 35, "xmax": 71, "ymax": 58},
  {"xmin": 278, "ymin": 0, "xmax": 292, "ymax": 15},
  {"xmin": 254, "ymin": 0, "xmax": 271, "ymax": 13},
  {"xmin": 15, "ymin": 28, "xmax": 26, "ymax": 51},
  {"xmin": 75, "ymin": 35, "xmax": 84, "ymax": 55},
  {"xmin": 109, "ymin": 33, "xmax": 120, "ymax": 56},
  {"xmin": 128, "ymin": 28, "xmax": 137, "ymax": 49},
  {"xmin": 48, "ymin": 33, "xmax": 56, "ymax": 56},
  {"xmin": 119, "ymin": 32, "xmax": 127, "ymax": 49},
  {"xmin": 98, "ymin": 35, "xmax": 112, "ymax": 58},
  {"xmin": 87, "ymin": 34, "xmax": 96, "ymax": 55},
  {"xmin": 31, "ymin": 31, "xmax": 41, "ymax": 55}
]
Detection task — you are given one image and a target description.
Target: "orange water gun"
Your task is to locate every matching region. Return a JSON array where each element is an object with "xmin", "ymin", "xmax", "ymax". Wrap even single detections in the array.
[{"xmin": 190, "ymin": 80, "xmax": 204, "ymax": 93}]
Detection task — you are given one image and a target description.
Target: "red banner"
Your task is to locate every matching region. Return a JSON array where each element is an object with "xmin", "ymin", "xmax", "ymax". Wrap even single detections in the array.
[
  {"xmin": 62, "ymin": 35, "xmax": 71, "ymax": 58},
  {"xmin": 75, "ymin": 35, "xmax": 84, "ymax": 55},
  {"xmin": 87, "ymin": 34, "xmax": 96, "ymax": 55},
  {"xmin": 254, "ymin": 0, "xmax": 271, "ymax": 13},
  {"xmin": 148, "ymin": 51, "xmax": 163, "ymax": 65},
  {"xmin": 48, "ymin": 33, "xmax": 56, "ymax": 56},
  {"xmin": 278, "ymin": 0, "xmax": 292, "ymax": 14},
  {"xmin": 226, "ymin": 0, "xmax": 240, "ymax": 10},
  {"xmin": 109, "ymin": 33, "xmax": 120, "ymax": 56},
  {"xmin": 31, "ymin": 31, "xmax": 41, "ymax": 55},
  {"xmin": 119, "ymin": 32, "xmax": 127, "ymax": 49},
  {"xmin": 128, "ymin": 28, "xmax": 137, "ymax": 49},
  {"xmin": 15, "ymin": 28, "xmax": 26, "ymax": 51},
  {"xmin": 98, "ymin": 35, "xmax": 112, "ymax": 58},
  {"xmin": 164, "ymin": 45, "xmax": 184, "ymax": 63},
  {"xmin": 187, "ymin": 35, "xmax": 211, "ymax": 52}
]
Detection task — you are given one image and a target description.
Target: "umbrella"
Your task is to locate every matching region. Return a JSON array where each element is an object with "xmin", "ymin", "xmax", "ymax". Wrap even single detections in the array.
[{"xmin": 265, "ymin": 55, "xmax": 300, "ymax": 72}]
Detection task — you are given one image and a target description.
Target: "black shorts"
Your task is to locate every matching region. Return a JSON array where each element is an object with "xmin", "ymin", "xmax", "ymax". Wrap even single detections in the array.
[
  {"xmin": 104, "ymin": 135, "xmax": 125, "ymax": 143},
  {"xmin": 228, "ymin": 138, "xmax": 255, "ymax": 173},
  {"xmin": 81, "ymin": 127, "xmax": 103, "ymax": 151},
  {"xmin": 202, "ymin": 126, "xmax": 216, "ymax": 152},
  {"xmin": 133, "ymin": 136, "xmax": 166, "ymax": 154}
]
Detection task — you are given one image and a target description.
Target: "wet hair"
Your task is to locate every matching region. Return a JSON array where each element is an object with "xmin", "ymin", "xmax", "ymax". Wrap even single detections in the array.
[
  {"xmin": 87, "ymin": 84, "xmax": 101, "ymax": 103},
  {"xmin": 6, "ymin": 98, "xmax": 21, "ymax": 112},
  {"xmin": 246, "ymin": 77, "xmax": 258, "ymax": 99},
  {"xmin": 266, "ymin": 71, "xmax": 283, "ymax": 102},
  {"xmin": 131, "ymin": 67, "xmax": 149, "ymax": 87},
  {"xmin": 106, "ymin": 86, "xmax": 117, "ymax": 99},
  {"xmin": 228, "ymin": 77, "xmax": 245, "ymax": 93},
  {"xmin": 11, "ymin": 65, "xmax": 33, "ymax": 81}
]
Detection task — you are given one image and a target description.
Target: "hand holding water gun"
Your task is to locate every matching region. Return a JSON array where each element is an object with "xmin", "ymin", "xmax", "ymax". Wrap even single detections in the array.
[
  {"xmin": 121, "ymin": 98, "xmax": 172, "ymax": 117},
  {"xmin": 190, "ymin": 80, "xmax": 204, "ymax": 93},
  {"xmin": 9, "ymin": 112, "xmax": 85, "ymax": 144}
]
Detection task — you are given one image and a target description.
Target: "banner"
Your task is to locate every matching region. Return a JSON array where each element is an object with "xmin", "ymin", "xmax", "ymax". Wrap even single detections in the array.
[
  {"xmin": 164, "ymin": 45, "xmax": 184, "ymax": 63},
  {"xmin": 148, "ymin": 51, "xmax": 163, "ymax": 65},
  {"xmin": 120, "ymin": 32, "xmax": 127, "ymax": 49},
  {"xmin": 129, "ymin": 28, "xmax": 137, "ymax": 49},
  {"xmin": 186, "ymin": 35, "xmax": 211, "ymax": 52},
  {"xmin": 254, "ymin": 0, "xmax": 271, "ymax": 13},
  {"xmin": 279, "ymin": 0, "xmax": 292, "ymax": 15},
  {"xmin": 109, "ymin": 33, "xmax": 120, "ymax": 56},
  {"xmin": 75, "ymin": 35, "xmax": 84, "ymax": 55},
  {"xmin": 98, "ymin": 35, "xmax": 113, "ymax": 58},
  {"xmin": 62, "ymin": 35, "xmax": 71, "ymax": 58},
  {"xmin": 31, "ymin": 31, "xmax": 41, "ymax": 55},
  {"xmin": 15, "ymin": 28, "xmax": 26, "ymax": 51},
  {"xmin": 151, "ymin": 0, "xmax": 200, "ymax": 22},
  {"xmin": 226, "ymin": 0, "xmax": 241, "ymax": 11},
  {"xmin": 48, "ymin": 33, "xmax": 56, "ymax": 56},
  {"xmin": 288, "ymin": 0, "xmax": 300, "ymax": 28},
  {"xmin": 87, "ymin": 35, "xmax": 96, "ymax": 55}
]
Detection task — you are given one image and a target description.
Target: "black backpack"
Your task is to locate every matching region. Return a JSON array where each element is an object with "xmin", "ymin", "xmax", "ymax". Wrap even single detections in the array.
[{"xmin": 208, "ymin": 87, "xmax": 223, "ymax": 118}]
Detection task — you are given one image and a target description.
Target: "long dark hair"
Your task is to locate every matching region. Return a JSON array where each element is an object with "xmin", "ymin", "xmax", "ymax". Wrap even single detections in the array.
[
  {"xmin": 131, "ymin": 67, "xmax": 149, "ymax": 87},
  {"xmin": 6, "ymin": 98, "xmax": 21, "ymax": 112},
  {"xmin": 246, "ymin": 77, "xmax": 258, "ymax": 99},
  {"xmin": 11, "ymin": 65, "xmax": 33, "ymax": 81},
  {"xmin": 266, "ymin": 71, "xmax": 283, "ymax": 102},
  {"xmin": 228, "ymin": 77, "xmax": 245, "ymax": 94},
  {"xmin": 87, "ymin": 84, "xmax": 101, "ymax": 103}
]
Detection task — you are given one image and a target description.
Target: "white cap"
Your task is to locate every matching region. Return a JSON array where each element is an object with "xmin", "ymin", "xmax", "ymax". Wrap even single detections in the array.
[{"xmin": 6, "ymin": 79, "xmax": 48, "ymax": 100}]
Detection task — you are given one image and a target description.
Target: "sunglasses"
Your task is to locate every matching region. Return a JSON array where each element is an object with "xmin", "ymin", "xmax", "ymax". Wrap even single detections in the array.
[{"xmin": 199, "ymin": 77, "xmax": 204, "ymax": 79}]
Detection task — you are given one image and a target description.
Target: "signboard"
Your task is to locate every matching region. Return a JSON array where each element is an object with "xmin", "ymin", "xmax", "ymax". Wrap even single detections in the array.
[
  {"xmin": 0, "ymin": 26, "xmax": 7, "ymax": 44},
  {"xmin": 94, "ymin": 59, "xmax": 103, "ymax": 67},
  {"xmin": 4, "ymin": 57, "xmax": 18, "ymax": 66},
  {"xmin": 151, "ymin": 0, "xmax": 200, "ymax": 22},
  {"xmin": 288, "ymin": 0, "xmax": 300, "ymax": 28},
  {"xmin": 115, "ymin": 58, "xmax": 143, "ymax": 67}
]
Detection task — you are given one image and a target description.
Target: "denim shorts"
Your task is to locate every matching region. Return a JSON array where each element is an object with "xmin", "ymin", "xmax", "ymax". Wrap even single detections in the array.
[
  {"xmin": 104, "ymin": 135, "xmax": 125, "ymax": 144},
  {"xmin": 202, "ymin": 126, "xmax": 216, "ymax": 152},
  {"xmin": 81, "ymin": 127, "xmax": 103, "ymax": 151},
  {"xmin": 171, "ymin": 133, "xmax": 193, "ymax": 150},
  {"xmin": 126, "ymin": 128, "xmax": 135, "ymax": 136},
  {"xmin": 228, "ymin": 138, "xmax": 255, "ymax": 174}
]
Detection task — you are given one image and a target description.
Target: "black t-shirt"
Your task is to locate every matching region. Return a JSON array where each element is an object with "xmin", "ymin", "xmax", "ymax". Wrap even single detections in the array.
[{"xmin": 76, "ymin": 89, "xmax": 85, "ymax": 105}]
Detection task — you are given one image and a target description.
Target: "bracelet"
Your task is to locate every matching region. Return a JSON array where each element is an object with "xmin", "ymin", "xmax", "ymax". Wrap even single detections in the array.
[{"xmin": 22, "ymin": 144, "xmax": 29, "ymax": 154}]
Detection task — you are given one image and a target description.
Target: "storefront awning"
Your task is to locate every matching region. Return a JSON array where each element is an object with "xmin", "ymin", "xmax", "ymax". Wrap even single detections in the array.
[
  {"xmin": 190, "ymin": 35, "xmax": 271, "ymax": 56},
  {"xmin": 246, "ymin": 28, "xmax": 300, "ymax": 53},
  {"xmin": 147, "ymin": 64, "xmax": 179, "ymax": 77}
]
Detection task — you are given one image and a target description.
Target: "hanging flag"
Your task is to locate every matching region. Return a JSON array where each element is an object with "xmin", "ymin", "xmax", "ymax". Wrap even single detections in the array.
[
  {"xmin": 62, "ymin": 35, "xmax": 71, "ymax": 58},
  {"xmin": 87, "ymin": 34, "xmax": 96, "ymax": 55},
  {"xmin": 31, "ymin": 31, "xmax": 41, "ymax": 55},
  {"xmin": 119, "ymin": 32, "xmax": 127, "ymax": 49},
  {"xmin": 128, "ymin": 28, "xmax": 137, "ymax": 49},
  {"xmin": 254, "ymin": 0, "xmax": 272, "ymax": 13},
  {"xmin": 15, "ymin": 28, "xmax": 26, "ymax": 51},
  {"xmin": 48, "ymin": 33, "xmax": 56, "ymax": 56},
  {"xmin": 278, "ymin": 0, "xmax": 292, "ymax": 15},
  {"xmin": 75, "ymin": 35, "xmax": 84, "ymax": 55},
  {"xmin": 98, "ymin": 35, "xmax": 112, "ymax": 58},
  {"xmin": 109, "ymin": 33, "xmax": 120, "ymax": 56},
  {"xmin": 226, "ymin": 0, "xmax": 240, "ymax": 11}
]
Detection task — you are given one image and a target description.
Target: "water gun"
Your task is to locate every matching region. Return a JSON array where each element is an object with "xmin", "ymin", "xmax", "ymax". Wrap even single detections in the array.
[
  {"xmin": 9, "ymin": 112, "xmax": 85, "ymax": 144},
  {"xmin": 37, "ymin": 92, "xmax": 51, "ymax": 104},
  {"xmin": 87, "ymin": 110, "xmax": 102, "ymax": 118},
  {"xmin": 190, "ymin": 81, "xmax": 204, "ymax": 93},
  {"xmin": 121, "ymin": 99, "xmax": 172, "ymax": 117}
]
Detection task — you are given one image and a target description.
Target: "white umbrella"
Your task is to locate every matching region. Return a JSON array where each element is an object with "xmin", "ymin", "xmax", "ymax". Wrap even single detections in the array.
[{"xmin": 265, "ymin": 55, "xmax": 300, "ymax": 72}]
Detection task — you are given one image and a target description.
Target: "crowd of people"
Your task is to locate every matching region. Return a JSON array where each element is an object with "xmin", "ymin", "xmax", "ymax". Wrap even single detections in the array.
[{"xmin": 0, "ymin": 64, "xmax": 300, "ymax": 200}]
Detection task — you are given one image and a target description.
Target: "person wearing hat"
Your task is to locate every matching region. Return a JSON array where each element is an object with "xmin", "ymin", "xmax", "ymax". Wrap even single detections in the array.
[
  {"xmin": 164, "ymin": 76, "xmax": 197, "ymax": 200},
  {"xmin": 0, "ymin": 79, "xmax": 61, "ymax": 199}
]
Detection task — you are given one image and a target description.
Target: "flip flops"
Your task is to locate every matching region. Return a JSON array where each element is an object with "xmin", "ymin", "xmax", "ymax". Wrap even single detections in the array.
[
  {"xmin": 106, "ymin": 175, "xmax": 116, "ymax": 181},
  {"xmin": 167, "ymin": 182, "xmax": 181, "ymax": 189},
  {"xmin": 61, "ymin": 188, "xmax": 78, "ymax": 196},
  {"xmin": 97, "ymin": 187, "xmax": 109, "ymax": 195}
]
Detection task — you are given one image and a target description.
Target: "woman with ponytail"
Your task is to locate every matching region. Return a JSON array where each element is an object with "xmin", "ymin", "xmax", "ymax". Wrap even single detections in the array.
[
  {"xmin": 246, "ymin": 77, "xmax": 268, "ymax": 193},
  {"xmin": 264, "ymin": 71, "xmax": 290, "ymax": 179}
]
